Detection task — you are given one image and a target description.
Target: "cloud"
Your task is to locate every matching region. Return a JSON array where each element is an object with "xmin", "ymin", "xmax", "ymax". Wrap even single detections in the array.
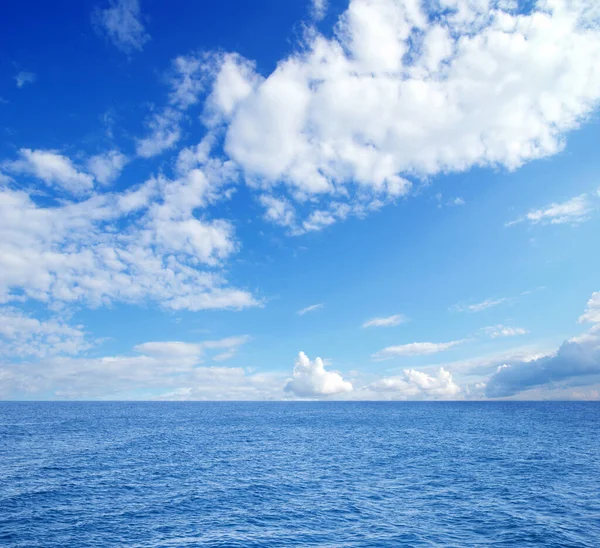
[
  {"xmin": 15, "ymin": 71, "xmax": 36, "ymax": 88},
  {"xmin": 579, "ymin": 292, "xmax": 600, "ymax": 324},
  {"xmin": 0, "ymin": 153, "xmax": 258, "ymax": 311},
  {"xmin": 87, "ymin": 150, "xmax": 128, "ymax": 185},
  {"xmin": 196, "ymin": 0, "xmax": 600, "ymax": 232},
  {"xmin": 486, "ymin": 290, "xmax": 600, "ymax": 397},
  {"xmin": 370, "ymin": 367, "xmax": 461, "ymax": 399},
  {"xmin": 362, "ymin": 314, "xmax": 408, "ymax": 328},
  {"xmin": 135, "ymin": 54, "xmax": 218, "ymax": 158},
  {"xmin": 452, "ymin": 297, "xmax": 508, "ymax": 313},
  {"xmin": 4, "ymin": 149, "xmax": 95, "ymax": 195},
  {"xmin": 483, "ymin": 324, "xmax": 529, "ymax": 338},
  {"xmin": 485, "ymin": 339, "xmax": 600, "ymax": 398},
  {"xmin": 296, "ymin": 303, "xmax": 324, "ymax": 315},
  {"xmin": 285, "ymin": 351, "xmax": 353, "ymax": 397},
  {"xmin": 93, "ymin": 0, "xmax": 150, "ymax": 54},
  {"xmin": 312, "ymin": 0, "xmax": 328, "ymax": 21},
  {"xmin": 372, "ymin": 339, "xmax": 464, "ymax": 360},
  {"xmin": 0, "ymin": 308, "xmax": 91, "ymax": 359},
  {"xmin": 0, "ymin": 336, "xmax": 271, "ymax": 400},
  {"xmin": 507, "ymin": 193, "xmax": 597, "ymax": 226}
]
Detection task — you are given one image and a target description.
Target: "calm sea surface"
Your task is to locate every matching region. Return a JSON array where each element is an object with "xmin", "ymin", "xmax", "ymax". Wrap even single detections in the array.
[{"xmin": 1, "ymin": 402, "xmax": 599, "ymax": 547}]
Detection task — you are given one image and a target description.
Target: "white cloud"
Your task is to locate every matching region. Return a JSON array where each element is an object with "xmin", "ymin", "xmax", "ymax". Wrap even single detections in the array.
[
  {"xmin": 483, "ymin": 324, "xmax": 529, "ymax": 338},
  {"xmin": 296, "ymin": 303, "xmax": 324, "ymax": 315},
  {"xmin": 87, "ymin": 150, "xmax": 128, "ymax": 185},
  {"xmin": 0, "ymin": 308, "xmax": 91, "ymax": 359},
  {"xmin": 4, "ymin": 149, "xmax": 95, "ymax": 195},
  {"xmin": 93, "ymin": 0, "xmax": 150, "ymax": 54},
  {"xmin": 372, "ymin": 339, "xmax": 464, "ymax": 360},
  {"xmin": 0, "ymin": 335, "xmax": 270, "ymax": 400},
  {"xmin": 198, "ymin": 0, "xmax": 600, "ymax": 231},
  {"xmin": 136, "ymin": 108, "xmax": 182, "ymax": 158},
  {"xmin": 507, "ymin": 193, "xmax": 596, "ymax": 226},
  {"xmin": 312, "ymin": 0, "xmax": 328, "ymax": 21},
  {"xmin": 15, "ymin": 71, "xmax": 36, "ymax": 88},
  {"xmin": 136, "ymin": 54, "xmax": 218, "ymax": 159},
  {"xmin": 0, "ymin": 155, "xmax": 258, "ymax": 311},
  {"xmin": 580, "ymin": 292, "xmax": 600, "ymax": 324},
  {"xmin": 259, "ymin": 194, "xmax": 296, "ymax": 227},
  {"xmin": 285, "ymin": 351, "xmax": 353, "ymax": 397},
  {"xmin": 362, "ymin": 314, "xmax": 408, "ymax": 328},
  {"xmin": 370, "ymin": 367, "xmax": 461, "ymax": 399},
  {"xmin": 452, "ymin": 297, "xmax": 508, "ymax": 313}
]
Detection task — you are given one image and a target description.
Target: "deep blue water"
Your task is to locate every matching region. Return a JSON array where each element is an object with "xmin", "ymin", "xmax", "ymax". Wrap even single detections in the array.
[{"xmin": 1, "ymin": 402, "xmax": 599, "ymax": 547}]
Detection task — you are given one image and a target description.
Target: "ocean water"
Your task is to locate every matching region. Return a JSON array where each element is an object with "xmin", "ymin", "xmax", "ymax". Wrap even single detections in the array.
[{"xmin": 1, "ymin": 402, "xmax": 599, "ymax": 547}]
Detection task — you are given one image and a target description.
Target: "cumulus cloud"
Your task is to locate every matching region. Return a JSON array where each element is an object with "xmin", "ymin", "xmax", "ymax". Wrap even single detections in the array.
[
  {"xmin": 15, "ymin": 71, "xmax": 36, "ymax": 88},
  {"xmin": 579, "ymin": 292, "xmax": 600, "ymax": 324},
  {"xmin": 485, "ymin": 339, "xmax": 600, "ymax": 398},
  {"xmin": 373, "ymin": 339, "xmax": 464, "ymax": 360},
  {"xmin": 87, "ymin": 150, "xmax": 128, "ymax": 185},
  {"xmin": 483, "ymin": 324, "xmax": 529, "ymax": 338},
  {"xmin": 93, "ymin": 0, "xmax": 150, "ymax": 54},
  {"xmin": 195, "ymin": 0, "xmax": 600, "ymax": 232},
  {"xmin": 362, "ymin": 314, "xmax": 408, "ymax": 328},
  {"xmin": 370, "ymin": 367, "xmax": 461, "ymax": 399},
  {"xmin": 486, "ymin": 290, "xmax": 600, "ymax": 397},
  {"xmin": 296, "ymin": 303, "xmax": 324, "ymax": 315},
  {"xmin": 0, "ymin": 154, "xmax": 258, "ymax": 310},
  {"xmin": 507, "ymin": 192, "xmax": 597, "ymax": 226},
  {"xmin": 285, "ymin": 351, "xmax": 353, "ymax": 397},
  {"xmin": 4, "ymin": 149, "xmax": 95, "ymax": 195}
]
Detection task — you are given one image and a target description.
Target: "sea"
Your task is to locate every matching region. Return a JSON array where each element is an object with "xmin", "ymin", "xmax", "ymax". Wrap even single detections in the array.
[{"xmin": 1, "ymin": 402, "xmax": 599, "ymax": 547}]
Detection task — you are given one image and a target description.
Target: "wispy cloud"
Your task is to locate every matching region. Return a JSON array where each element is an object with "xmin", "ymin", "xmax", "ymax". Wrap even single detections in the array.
[
  {"xmin": 296, "ymin": 303, "xmax": 324, "ymax": 316},
  {"xmin": 452, "ymin": 298, "xmax": 508, "ymax": 313},
  {"xmin": 483, "ymin": 325, "xmax": 529, "ymax": 338},
  {"xmin": 362, "ymin": 314, "xmax": 408, "ymax": 328},
  {"xmin": 507, "ymin": 193, "xmax": 597, "ymax": 227},
  {"xmin": 93, "ymin": 0, "xmax": 150, "ymax": 54},
  {"xmin": 372, "ymin": 340, "xmax": 465, "ymax": 361},
  {"xmin": 14, "ymin": 71, "xmax": 36, "ymax": 88}
]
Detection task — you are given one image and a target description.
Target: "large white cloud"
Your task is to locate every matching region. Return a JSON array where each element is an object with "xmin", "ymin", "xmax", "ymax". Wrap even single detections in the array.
[
  {"xmin": 0, "ymin": 153, "xmax": 257, "ymax": 311},
  {"xmin": 285, "ymin": 351, "xmax": 353, "ymax": 397},
  {"xmin": 198, "ymin": 0, "xmax": 600, "ymax": 232},
  {"xmin": 485, "ymin": 290, "xmax": 600, "ymax": 397}
]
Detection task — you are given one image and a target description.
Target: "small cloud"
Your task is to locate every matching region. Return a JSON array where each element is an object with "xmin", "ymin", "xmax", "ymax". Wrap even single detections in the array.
[
  {"xmin": 285, "ymin": 351, "xmax": 352, "ymax": 397},
  {"xmin": 373, "ymin": 340, "xmax": 465, "ymax": 361},
  {"xmin": 87, "ymin": 150, "xmax": 128, "ymax": 185},
  {"xmin": 92, "ymin": 0, "xmax": 150, "ymax": 55},
  {"xmin": 311, "ymin": 0, "xmax": 328, "ymax": 20},
  {"xmin": 296, "ymin": 303, "xmax": 324, "ymax": 316},
  {"xmin": 483, "ymin": 325, "xmax": 529, "ymax": 338},
  {"xmin": 362, "ymin": 314, "xmax": 408, "ymax": 328},
  {"xmin": 15, "ymin": 71, "xmax": 36, "ymax": 88},
  {"xmin": 450, "ymin": 197, "xmax": 465, "ymax": 206},
  {"xmin": 507, "ymin": 193, "xmax": 596, "ymax": 227},
  {"xmin": 452, "ymin": 297, "xmax": 508, "ymax": 313}
]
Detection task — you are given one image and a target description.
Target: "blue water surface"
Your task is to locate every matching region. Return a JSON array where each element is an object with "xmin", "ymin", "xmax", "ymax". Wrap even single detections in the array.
[{"xmin": 1, "ymin": 402, "xmax": 599, "ymax": 547}]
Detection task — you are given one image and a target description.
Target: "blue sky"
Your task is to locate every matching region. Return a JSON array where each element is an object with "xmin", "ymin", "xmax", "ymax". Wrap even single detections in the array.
[{"xmin": 1, "ymin": 0, "xmax": 600, "ymax": 400}]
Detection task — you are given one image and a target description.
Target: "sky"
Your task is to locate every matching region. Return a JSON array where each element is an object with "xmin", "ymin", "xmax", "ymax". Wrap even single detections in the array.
[{"xmin": 1, "ymin": 0, "xmax": 600, "ymax": 401}]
